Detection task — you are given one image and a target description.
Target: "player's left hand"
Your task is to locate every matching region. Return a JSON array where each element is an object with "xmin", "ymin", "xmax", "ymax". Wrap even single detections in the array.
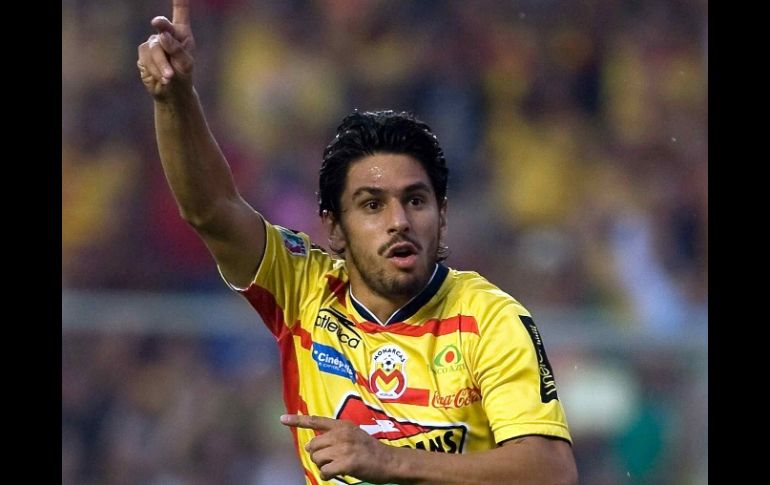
[{"xmin": 281, "ymin": 414, "xmax": 398, "ymax": 482}]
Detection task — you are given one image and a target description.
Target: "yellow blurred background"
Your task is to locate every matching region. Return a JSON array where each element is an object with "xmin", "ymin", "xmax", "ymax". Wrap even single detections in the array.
[{"xmin": 62, "ymin": 1, "xmax": 707, "ymax": 483}]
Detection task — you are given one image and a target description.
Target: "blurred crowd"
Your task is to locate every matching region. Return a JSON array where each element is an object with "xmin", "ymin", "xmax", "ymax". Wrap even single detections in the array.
[
  {"xmin": 62, "ymin": 0, "xmax": 707, "ymax": 483},
  {"xmin": 62, "ymin": 331, "xmax": 305, "ymax": 485},
  {"xmin": 62, "ymin": 0, "xmax": 707, "ymax": 332}
]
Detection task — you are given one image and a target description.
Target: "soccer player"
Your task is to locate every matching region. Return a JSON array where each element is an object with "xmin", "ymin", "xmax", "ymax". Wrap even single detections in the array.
[{"xmin": 137, "ymin": 1, "xmax": 578, "ymax": 484}]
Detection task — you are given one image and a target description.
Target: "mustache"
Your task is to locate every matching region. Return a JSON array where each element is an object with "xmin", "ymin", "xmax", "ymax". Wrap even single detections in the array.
[{"xmin": 378, "ymin": 235, "xmax": 421, "ymax": 256}]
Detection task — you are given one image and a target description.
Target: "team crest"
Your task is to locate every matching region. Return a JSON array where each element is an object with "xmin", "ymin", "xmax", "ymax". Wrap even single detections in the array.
[{"xmin": 369, "ymin": 345, "xmax": 408, "ymax": 399}]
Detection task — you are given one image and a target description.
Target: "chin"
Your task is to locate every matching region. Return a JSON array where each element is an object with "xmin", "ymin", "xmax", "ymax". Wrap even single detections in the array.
[{"xmin": 389, "ymin": 266, "xmax": 431, "ymax": 295}]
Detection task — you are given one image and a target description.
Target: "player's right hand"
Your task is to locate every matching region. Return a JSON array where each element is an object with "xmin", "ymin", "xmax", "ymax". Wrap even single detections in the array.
[{"xmin": 137, "ymin": 0, "xmax": 195, "ymax": 100}]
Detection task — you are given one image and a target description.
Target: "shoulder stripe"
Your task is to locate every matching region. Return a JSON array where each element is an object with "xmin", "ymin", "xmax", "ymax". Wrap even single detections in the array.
[
  {"xmin": 275, "ymin": 310, "xmax": 305, "ymax": 468},
  {"xmin": 240, "ymin": 284, "xmax": 286, "ymax": 338},
  {"xmin": 292, "ymin": 325, "xmax": 313, "ymax": 350},
  {"xmin": 325, "ymin": 274, "xmax": 348, "ymax": 306}
]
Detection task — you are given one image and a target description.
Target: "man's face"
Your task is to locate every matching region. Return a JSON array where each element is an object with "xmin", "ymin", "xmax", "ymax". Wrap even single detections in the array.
[{"xmin": 327, "ymin": 153, "xmax": 446, "ymax": 302}]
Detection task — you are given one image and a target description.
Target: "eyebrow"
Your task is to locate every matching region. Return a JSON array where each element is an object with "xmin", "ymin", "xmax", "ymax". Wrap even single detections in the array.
[{"xmin": 351, "ymin": 182, "xmax": 433, "ymax": 199}]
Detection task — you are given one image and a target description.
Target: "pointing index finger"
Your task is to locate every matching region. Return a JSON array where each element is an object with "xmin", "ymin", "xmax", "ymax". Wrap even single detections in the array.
[
  {"xmin": 280, "ymin": 414, "xmax": 338, "ymax": 431},
  {"xmin": 172, "ymin": 0, "xmax": 190, "ymax": 25}
]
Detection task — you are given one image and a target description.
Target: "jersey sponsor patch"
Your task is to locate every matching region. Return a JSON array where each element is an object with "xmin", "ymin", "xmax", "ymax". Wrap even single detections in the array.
[
  {"xmin": 276, "ymin": 226, "xmax": 307, "ymax": 256},
  {"xmin": 312, "ymin": 342, "xmax": 356, "ymax": 383},
  {"xmin": 520, "ymin": 315, "xmax": 559, "ymax": 403},
  {"xmin": 431, "ymin": 386, "xmax": 482, "ymax": 409},
  {"xmin": 369, "ymin": 344, "xmax": 408, "ymax": 399},
  {"xmin": 315, "ymin": 308, "xmax": 362, "ymax": 349},
  {"xmin": 429, "ymin": 344, "xmax": 466, "ymax": 374},
  {"xmin": 336, "ymin": 394, "xmax": 468, "ymax": 451}
]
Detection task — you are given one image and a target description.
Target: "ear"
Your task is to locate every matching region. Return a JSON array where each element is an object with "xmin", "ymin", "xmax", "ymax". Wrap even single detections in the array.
[{"xmin": 322, "ymin": 210, "xmax": 347, "ymax": 254}]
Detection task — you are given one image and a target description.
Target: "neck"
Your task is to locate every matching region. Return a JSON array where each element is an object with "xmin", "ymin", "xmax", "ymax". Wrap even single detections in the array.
[
  {"xmin": 348, "ymin": 281, "xmax": 412, "ymax": 325},
  {"xmin": 348, "ymin": 264, "xmax": 439, "ymax": 325}
]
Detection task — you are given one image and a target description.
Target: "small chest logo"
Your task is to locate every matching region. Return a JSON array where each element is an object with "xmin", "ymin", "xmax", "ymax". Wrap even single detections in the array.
[
  {"xmin": 429, "ymin": 344, "xmax": 466, "ymax": 374},
  {"xmin": 369, "ymin": 345, "xmax": 408, "ymax": 399},
  {"xmin": 315, "ymin": 308, "xmax": 361, "ymax": 349}
]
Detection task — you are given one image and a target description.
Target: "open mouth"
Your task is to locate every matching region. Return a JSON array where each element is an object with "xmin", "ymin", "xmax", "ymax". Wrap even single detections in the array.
[
  {"xmin": 391, "ymin": 247, "xmax": 415, "ymax": 258},
  {"xmin": 386, "ymin": 243, "xmax": 419, "ymax": 268},
  {"xmin": 386, "ymin": 243, "xmax": 418, "ymax": 258}
]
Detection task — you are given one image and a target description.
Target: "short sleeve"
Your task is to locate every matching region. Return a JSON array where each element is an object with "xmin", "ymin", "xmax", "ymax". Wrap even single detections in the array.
[
  {"xmin": 223, "ymin": 220, "xmax": 335, "ymax": 338},
  {"xmin": 470, "ymin": 304, "xmax": 572, "ymax": 445}
]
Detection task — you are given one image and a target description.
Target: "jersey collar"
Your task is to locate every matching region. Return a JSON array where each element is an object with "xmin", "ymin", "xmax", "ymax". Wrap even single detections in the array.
[{"xmin": 349, "ymin": 263, "xmax": 449, "ymax": 326}]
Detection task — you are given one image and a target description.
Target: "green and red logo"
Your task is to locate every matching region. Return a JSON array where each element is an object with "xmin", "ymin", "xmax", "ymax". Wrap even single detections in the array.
[
  {"xmin": 433, "ymin": 344, "xmax": 462, "ymax": 367},
  {"xmin": 430, "ymin": 344, "xmax": 466, "ymax": 374}
]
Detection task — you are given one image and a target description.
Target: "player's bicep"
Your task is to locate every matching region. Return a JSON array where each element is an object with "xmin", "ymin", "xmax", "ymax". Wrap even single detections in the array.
[
  {"xmin": 500, "ymin": 436, "xmax": 577, "ymax": 483},
  {"xmin": 194, "ymin": 196, "xmax": 266, "ymax": 289}
]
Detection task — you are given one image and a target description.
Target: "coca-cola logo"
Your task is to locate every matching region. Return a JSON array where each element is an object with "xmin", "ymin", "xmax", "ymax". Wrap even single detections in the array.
[{"xmin": 431, "ymin": 386, "xmax": 482, "ymax": 408}]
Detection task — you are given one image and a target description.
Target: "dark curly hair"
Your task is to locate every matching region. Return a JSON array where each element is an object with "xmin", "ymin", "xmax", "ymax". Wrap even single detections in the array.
[{"xmin": 318, "ymin": 110, "xmax": 449, "ymax": 218}]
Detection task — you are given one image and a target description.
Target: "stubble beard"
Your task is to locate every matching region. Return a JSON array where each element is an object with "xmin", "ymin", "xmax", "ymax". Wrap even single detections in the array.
[
  {"xmin": 347, "ymin": 245, "xmax": 426, "ymax": 299},
  {"xmin": 345, "ymin": 232, "xmax": 438, "ymax": 301}
]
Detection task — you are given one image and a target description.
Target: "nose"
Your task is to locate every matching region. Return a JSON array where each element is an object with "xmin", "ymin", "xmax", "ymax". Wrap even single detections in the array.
[{"xmin": 387, "ymin": 201, "xmax": 411, "ymax": 235}]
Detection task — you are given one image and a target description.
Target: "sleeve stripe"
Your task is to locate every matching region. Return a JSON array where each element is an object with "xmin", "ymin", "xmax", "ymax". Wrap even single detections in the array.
[{"xmin": 241, "ymin": 284, "xmax": 288, "ymax": 338}]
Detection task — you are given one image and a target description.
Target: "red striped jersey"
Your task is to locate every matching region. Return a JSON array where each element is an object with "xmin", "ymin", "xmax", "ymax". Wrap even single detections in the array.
[{"xmin": 228, "ymin": 221, "xmax": 572, "ymax": 484}]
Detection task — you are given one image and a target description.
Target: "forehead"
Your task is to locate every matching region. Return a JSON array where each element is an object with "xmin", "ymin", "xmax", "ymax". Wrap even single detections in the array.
[{"xmin": 344, "ymin": 153, "xmax": 432, "ymax": 195}]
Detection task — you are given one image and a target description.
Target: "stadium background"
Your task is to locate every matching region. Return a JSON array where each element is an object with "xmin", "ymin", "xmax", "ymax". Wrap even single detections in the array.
[{"xmin": 62, "ymin": 0, "xmax": 707, "ymax": 483}]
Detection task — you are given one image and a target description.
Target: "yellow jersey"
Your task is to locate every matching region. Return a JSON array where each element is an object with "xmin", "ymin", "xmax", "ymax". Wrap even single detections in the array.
[{"xmin": 230, "ymin": 221, "xmax": 572, "ymax": 484}]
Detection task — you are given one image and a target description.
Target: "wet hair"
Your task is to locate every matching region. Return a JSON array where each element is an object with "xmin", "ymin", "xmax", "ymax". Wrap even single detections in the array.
[{"xmin": 318, "ymin": 110, "xmax": 449, "ymax": 218}]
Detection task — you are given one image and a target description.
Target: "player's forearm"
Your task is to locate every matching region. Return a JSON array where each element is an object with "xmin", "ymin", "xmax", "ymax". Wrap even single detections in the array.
[
  {"xmin": 154, "ymin": 86, "xmax": 239, "ymax": 228},
  {"xmin": 385, "ymin": 438, "xmax": 577, "ymax": 485}
]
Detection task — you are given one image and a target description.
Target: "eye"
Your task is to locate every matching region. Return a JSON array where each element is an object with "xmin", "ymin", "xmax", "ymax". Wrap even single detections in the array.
[
  {"xmin": 409, "ymin": 196, "xmax": 425, "ymax": 206},
  {"xmin": 363, "ymin": 200, "xmax": 382, "ymax": 211}
]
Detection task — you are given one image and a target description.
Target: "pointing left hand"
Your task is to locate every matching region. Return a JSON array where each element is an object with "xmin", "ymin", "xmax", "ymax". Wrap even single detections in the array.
[{"xmin": 281, "ymin": 414, "xmax": 398, "ymax": 483}]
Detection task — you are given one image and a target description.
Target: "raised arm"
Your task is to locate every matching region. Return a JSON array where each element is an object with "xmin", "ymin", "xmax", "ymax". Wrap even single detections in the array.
[{"xmin": 137, "ymin": 0, "xmax": 265, "ymax": 289}]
